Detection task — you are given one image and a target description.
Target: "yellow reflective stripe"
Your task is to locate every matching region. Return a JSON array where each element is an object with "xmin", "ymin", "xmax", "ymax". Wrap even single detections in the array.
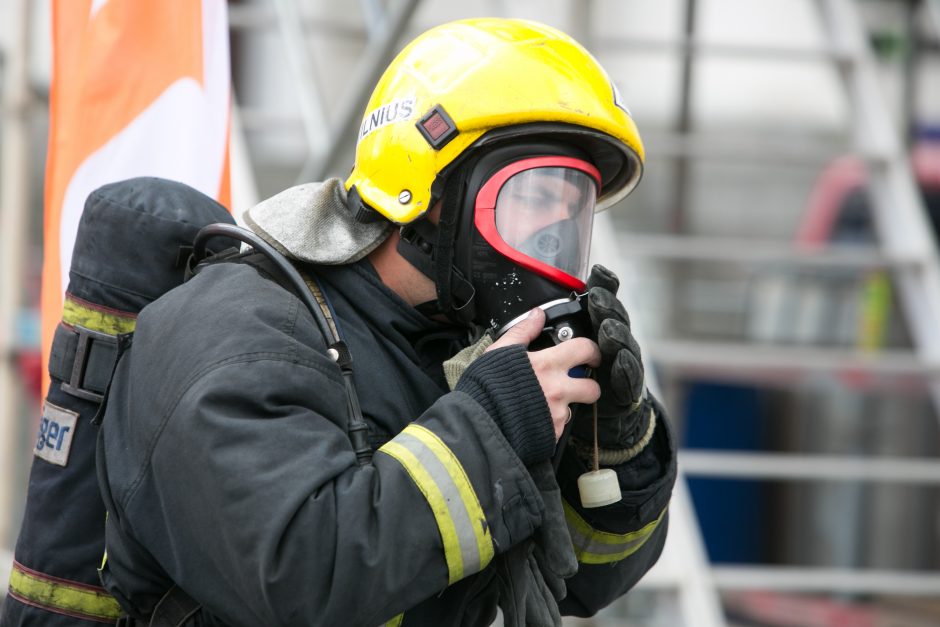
[
  {"xmin": 405, "ymin": 425, "xmax": 494, "ymax": 570},
  {"xmin": 379, "ymin": 424, "xmax": 494, "ymax": 584},
  {"xmin": 8, "ymin": 561, "xmax": 123, "ymax": 622},
  {"xmin": 381, "ymin": 440, "xmax": 464, "ymax": 583},
  {"xmin": 384, "ymin": 613, "xmax": 404, "ymax": 627},
  {"xmin": 564, "ymin": 501, "xmax": 667, "ymax": 565},
  {"xmin": 858, "ymin": 270, "xmax": 891, "ymax": 351},
  {"xmin": 62, "ymin": 295, "xmax": 136, "ymax": 335}
]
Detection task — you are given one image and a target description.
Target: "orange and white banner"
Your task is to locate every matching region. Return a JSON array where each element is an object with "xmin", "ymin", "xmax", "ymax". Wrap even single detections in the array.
[{"xmin": 41, "ymin": 0, "xmax": 231, "ymax": 395}]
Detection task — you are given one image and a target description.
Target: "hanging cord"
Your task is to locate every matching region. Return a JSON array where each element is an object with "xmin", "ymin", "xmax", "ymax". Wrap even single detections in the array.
[
  {"xmin": 590, "ymin": 367, "xmax": 600, "ymax": 472},
  {"xmin": 193, "ymin": 223, "xmax": 373, "ymax": 466},
  {"xmin": 592, "ymin": 401, "xmax": 600, "ymax": 473},
  {"xmin": 551, "ymin": 369, "xmax": 598, "ymax": 472}
]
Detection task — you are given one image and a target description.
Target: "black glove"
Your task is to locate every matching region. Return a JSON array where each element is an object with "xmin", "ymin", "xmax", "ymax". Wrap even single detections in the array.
[
  {"xmin": 570, "ymin": 264, "xmax": 652, "ymax": 454},
  {"xmin": 494, "ymin": 461, "xmax": 576, "ymax": 627}
]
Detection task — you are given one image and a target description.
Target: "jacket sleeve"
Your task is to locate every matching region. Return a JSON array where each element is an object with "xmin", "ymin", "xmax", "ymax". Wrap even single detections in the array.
[
  {"xmin": 104, "ymin": 338, "xmax": 545, "ymax": 625},
  {"xmin": 556, "ymin": 396, "xmax": 677, "ymax": 616}
]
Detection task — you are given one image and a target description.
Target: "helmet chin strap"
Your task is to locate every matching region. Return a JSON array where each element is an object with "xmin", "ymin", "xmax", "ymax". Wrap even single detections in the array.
[{"xmin": 397, "ymin": 174, "xmax": 476, "ymax": 324}]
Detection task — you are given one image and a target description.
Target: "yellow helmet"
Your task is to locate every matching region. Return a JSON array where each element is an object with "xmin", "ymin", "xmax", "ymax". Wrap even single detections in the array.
[{"xmin": 345, "ymin": 17, "xmax": 644, "ymax": 224}]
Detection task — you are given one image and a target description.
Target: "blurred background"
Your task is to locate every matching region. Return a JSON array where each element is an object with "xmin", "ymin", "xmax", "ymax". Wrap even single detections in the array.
[{"xmin": 3, "ymin": 1, "xmax": 940, "ymax": 625}]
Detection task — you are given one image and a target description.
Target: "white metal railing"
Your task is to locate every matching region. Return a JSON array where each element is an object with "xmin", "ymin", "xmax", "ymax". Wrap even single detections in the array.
[
  {"xmin": 606, "ymin": 233, "xmax": 920, "ymax": 270},
  {"xmin": 681, "ymin": 451, "xmax": 940, "ymax": 484},
  {"xmin": 712, "ymin": 566, "xmax": 940, "ymax": 596}
]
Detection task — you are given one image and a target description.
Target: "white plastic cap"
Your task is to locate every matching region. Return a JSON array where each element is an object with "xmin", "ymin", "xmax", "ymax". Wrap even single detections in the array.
[{"xmin": 577, "ymin": 469, "xmax": 622, "ymax": 508}]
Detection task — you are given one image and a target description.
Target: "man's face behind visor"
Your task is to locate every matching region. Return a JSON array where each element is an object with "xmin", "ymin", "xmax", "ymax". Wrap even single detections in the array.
[{"xmin": 475, "ymin": 156, "xmax": 600, "ymax": 290}]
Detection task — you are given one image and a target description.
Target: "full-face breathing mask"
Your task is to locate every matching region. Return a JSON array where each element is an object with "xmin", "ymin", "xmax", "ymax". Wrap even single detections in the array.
[
  {"xmin": 449, "ymin": 142, "xmax": 600, "ymax": 345},
  {"xmin": 452, "ymin": 143, "xmax": 625, "ymax": 507}
]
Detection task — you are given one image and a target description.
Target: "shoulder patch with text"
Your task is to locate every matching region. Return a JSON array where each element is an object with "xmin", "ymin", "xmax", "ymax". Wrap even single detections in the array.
[{"xmin": 35, "ymin": 401, "xmax": 79, "ymax": 467}]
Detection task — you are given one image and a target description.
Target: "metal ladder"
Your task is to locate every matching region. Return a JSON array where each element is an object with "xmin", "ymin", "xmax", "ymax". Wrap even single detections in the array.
[{"xmin": 592, "ymin": 0, "xmax": 940, "ymax": 624}]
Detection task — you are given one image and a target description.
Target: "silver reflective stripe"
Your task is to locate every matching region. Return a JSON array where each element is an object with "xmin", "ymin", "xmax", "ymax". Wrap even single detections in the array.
[
  {"xmin": 564, "ymin": 500, "xmax": 667, "ymax": 565},
  {"xmin": 395, "ymin": 430, "xmax": 481, "ymax": 575},
  {"xmin": 379, "ymin": 424, "xmax": 494, "ymax": 583}
]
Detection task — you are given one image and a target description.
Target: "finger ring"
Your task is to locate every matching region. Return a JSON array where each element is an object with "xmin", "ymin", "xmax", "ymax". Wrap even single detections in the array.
[{"xmin": 565, "ymin": 406, "xmax": 573, "ymax": 424}]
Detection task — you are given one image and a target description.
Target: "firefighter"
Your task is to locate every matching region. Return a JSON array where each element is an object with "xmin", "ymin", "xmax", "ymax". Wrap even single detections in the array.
[{"xmin": 98, "ymin": 17, "xmax": 676, "ymax": 626}]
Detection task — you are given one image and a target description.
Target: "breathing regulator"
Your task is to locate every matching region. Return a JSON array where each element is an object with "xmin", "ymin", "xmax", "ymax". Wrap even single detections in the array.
[{"xmin": 496, "ymin": 293, "xmax": 622, "ymax": 508}]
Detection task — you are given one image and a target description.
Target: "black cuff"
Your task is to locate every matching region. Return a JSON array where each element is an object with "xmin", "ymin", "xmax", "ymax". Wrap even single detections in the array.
[
  {"xmin": 618, "ymin": 397, "xmax": 655, "ymax": 449},
  {"xmin": 455, "ymin": 345, "xmax": 555, "ymax": 465}
]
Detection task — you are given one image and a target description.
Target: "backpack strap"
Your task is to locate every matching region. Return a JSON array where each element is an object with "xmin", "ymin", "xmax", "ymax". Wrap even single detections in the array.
[
  {"xmin": 113, "ymin": 586, "xmax": 199, "ymax": 627},
  {"xmin": 148, "ymin": 586, "xmax": 201, "ymax": 627},
  {"xmin": 113, "ymin": 584, "xmax": 199, "ymax": 626},
  {"xmin": 208, "ymin": 242, "xmax": 373, "ymax": 467},
  {"xmin": 195, "ymin": 249, "xmax": 342, "ymax": 344},
  {"xmin": 297, "ymin": 267, "xmax": 341, "ymax": 342}
]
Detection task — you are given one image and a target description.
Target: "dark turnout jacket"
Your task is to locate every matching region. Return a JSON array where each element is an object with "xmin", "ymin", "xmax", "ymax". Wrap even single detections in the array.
[{"xmin": 99, "ymin": 256, "xmax": 676, "ymax": 626}]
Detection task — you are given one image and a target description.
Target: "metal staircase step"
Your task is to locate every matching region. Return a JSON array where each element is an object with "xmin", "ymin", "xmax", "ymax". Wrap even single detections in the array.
[
  {"xmin": 712, "ymin": 565, "xmax": 940, "ymax": 595},
  {"xmin": 680, "ymin": 450, "xmax": 940, "ymax": 484},
  {"xmin": 611, "ymin": 234, "xmax": 921, "ymax": 269},
  {"xmin": 648, "ymin": 339, "xmax": 936, "ymax": 377}
]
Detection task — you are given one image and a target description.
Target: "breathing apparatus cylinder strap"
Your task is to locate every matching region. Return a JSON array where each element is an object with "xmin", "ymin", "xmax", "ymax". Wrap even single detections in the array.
[
  {"xmin": 50, "ymin": 323, "xmax": 119, "ymax": 404},
  {"xmin": 48, "ymin": 294, "xmax": 137, "ymax": 405},
  {"xmin": 193, "ymin": 223, "xmax": 374, "ymax": 466}
]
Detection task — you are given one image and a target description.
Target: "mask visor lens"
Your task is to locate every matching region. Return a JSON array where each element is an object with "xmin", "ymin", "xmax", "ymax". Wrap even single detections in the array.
[{"xmin": 494, "ymin": 166, "xmax": 597, "ymax": 283}]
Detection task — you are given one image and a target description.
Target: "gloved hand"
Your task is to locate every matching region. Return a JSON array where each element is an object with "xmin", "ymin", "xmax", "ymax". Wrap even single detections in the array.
[
  {"xmin": 494, "ymin": 460, "xmax": 576, "ymax": 627},
  {"xmin": 570, "ymin": 264, "xmax": 655, "ymax": 461}
]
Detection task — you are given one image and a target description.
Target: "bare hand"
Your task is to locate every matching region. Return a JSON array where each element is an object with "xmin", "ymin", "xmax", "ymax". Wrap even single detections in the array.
[{"xmin": 487, "ymin": 308, "xmax": 601, "ymax": 440}]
